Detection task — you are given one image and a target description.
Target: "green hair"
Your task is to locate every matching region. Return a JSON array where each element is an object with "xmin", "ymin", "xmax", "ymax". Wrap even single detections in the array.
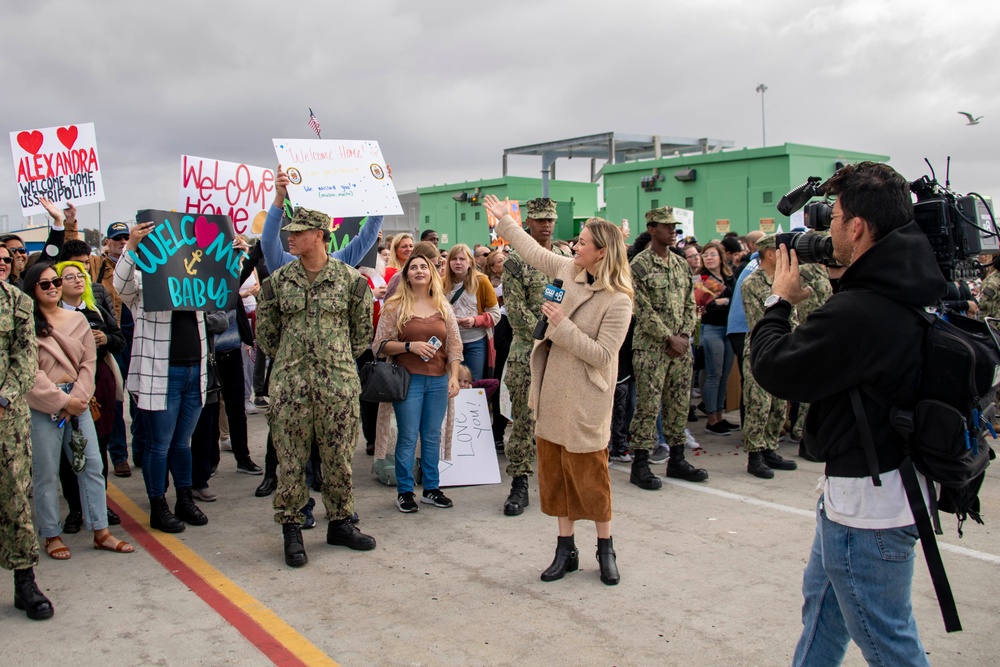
[{"xmin": 55, "ymin": 261, "xmax": 97, "ymax": 313}]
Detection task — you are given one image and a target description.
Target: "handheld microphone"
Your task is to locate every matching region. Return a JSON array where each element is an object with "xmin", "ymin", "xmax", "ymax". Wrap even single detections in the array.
[{"xmin": 533, "ymin": 279, "xmax": 565, "ymax": 340}]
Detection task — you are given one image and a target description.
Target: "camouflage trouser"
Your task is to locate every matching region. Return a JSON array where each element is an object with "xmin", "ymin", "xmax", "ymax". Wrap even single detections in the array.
[
  {"xmin": 268, "ymin": 387, "xmax": 358, "ymax": 525},
  {"xmin": 632, "ymin": 347, "xmax": 692, "ymax": 451},
  {"xmin": 742, "ymin": 354, "xmax": 785, "ymax": 452},
  {"xmin": 504, "ymin": 344, "xmax": 536, "ymax": 477},
  {"xmin": 0, "ymin": 408, "xmax": 38, "ymax": 570},
  {"xmin": 791, "ymin": 403, "xmax": 809, "ymax": 440}
]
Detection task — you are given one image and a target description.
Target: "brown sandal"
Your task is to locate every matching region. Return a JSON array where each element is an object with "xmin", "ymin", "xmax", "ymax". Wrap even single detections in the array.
[
  {"xmin": 45, "ymin": 536, "xmax": 72, "ymax": 560},
  {"xmin": 93, "ymin": 531, "xmax": 135, "ymax": 554}
]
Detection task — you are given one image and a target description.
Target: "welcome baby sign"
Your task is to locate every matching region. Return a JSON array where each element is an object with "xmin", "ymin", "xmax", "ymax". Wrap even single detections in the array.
[{"xmin": 131, "ymin": 209, "xmax": 247, "ymax": 312}]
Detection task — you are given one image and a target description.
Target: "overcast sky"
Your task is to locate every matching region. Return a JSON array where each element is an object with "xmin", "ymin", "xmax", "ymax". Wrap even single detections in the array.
[{"xmin": 2, "ymin": 0, "xmax": 997, "ymax": 231}]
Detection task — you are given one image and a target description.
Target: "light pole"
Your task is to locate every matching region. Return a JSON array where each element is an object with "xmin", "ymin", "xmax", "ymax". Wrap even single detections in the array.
[{"xmin": 756, "ymin": 83, "xmax": 768, "ymax": 147}]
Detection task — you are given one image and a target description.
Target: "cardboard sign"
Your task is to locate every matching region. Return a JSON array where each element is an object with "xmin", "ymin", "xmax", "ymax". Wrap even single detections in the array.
[
  {"xmin": 438, "ymin": 388, "xmax": 501, "ymax": 487},
  {"xmin": 9, "ymin": 122, "xmax": 105, "ymax": 216},
  {"xmin": 486, "ymin": 200, "xmax": 520, "ymax": 248},
  {"xmin": 272, "ymin": 139, "xmax": 402, "ymax": 217},
  {"xmin": 179, "ymin": 156, "xmax": 274, "ymax": 237},
  {"xmin": 130, "ymin": 210, "xmax": 247, "ymax": 312},
  {"xmin": 330, "ymin": 216, "xmax": 379, "ymax": 268}
]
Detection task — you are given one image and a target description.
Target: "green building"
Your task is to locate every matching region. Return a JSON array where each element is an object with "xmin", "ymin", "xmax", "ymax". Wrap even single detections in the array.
[
  {"xmin": 603, "ymin": 143, "xmax": 888, "ymax": 241},
  {"xmin": 417, "ymin": 176, "xmax": 599, "ymax": 248}
]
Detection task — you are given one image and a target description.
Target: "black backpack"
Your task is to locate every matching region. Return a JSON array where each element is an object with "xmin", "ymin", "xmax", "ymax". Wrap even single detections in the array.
[{"xmin": 853, "ymin": 308, "xmax": 1000, "ymax": 632}]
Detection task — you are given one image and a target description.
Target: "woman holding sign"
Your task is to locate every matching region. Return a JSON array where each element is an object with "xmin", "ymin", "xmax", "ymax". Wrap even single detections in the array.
[{"xmin": 484, "ymin": 194, "xmax": 632, "ymax": 586}]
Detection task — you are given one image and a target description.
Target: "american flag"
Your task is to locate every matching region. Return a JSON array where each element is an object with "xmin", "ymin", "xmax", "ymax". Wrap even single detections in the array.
[{"xmin": 308, "ymin": 108, "xmax": 322, "ymax": 139}]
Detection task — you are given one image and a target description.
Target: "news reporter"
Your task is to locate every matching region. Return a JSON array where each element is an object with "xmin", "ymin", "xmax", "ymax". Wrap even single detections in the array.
[{"xmin": 484, "ymin": 194, "xmax": 632, "ymax": 586}]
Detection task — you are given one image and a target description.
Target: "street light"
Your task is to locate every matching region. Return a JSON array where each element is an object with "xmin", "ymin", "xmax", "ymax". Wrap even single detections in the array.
[{"xmin": 756, "ymin": 83, "xmax": 768, "ymax": 147}]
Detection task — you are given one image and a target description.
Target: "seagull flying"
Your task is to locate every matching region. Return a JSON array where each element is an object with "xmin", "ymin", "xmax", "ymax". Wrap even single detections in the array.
[{"xmin": 958, "ymin": 111, "xmax": 983, "ymax": 125}]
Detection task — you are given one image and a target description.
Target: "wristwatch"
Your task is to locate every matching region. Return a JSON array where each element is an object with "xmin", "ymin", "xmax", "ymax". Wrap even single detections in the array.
[
  {"xmin": 764, "ymin": 294, "xmax": 787, "ymax": 310},
  {"xmin": 0, "ymin": 396, "xmax": 9, "ymax": 409},
  {"xmin": 405, "ymin": 342, "xmax": 411, "ymax": 353}
]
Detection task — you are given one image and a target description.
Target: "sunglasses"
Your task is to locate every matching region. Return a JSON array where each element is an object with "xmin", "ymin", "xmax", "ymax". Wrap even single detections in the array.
[
  {"xmin": 112, "ymin": 235, "xmax": 130, "ymax": 241},
  {"xmin": 0, "ymin": 257, "xmax": 11, "ymax": 265},
  {"xmin": 37, "ymin": 278, "xmax": 64, "ymax": 290},
  {"xmin": 10, "ymin": 247, "xmax": 27, "ymax": 254}
]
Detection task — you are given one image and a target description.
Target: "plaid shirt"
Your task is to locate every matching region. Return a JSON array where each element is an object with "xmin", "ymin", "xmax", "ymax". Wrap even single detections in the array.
[{"xmin": 113, "ymin": 251, "xmax": 207, "ymax": 411}]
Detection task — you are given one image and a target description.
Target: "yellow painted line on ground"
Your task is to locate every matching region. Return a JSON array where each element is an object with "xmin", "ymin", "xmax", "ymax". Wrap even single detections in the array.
[{"xmin": 107, "ymin": 484, "xmax": 339, "ymax": 667}]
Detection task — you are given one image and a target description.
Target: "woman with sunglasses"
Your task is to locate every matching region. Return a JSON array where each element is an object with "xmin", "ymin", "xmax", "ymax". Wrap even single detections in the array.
[
  {"xmin": 24, "ymin": 263, "xmax": 134, "ymax": 560},
  {"xmin": 53, "ymin": 261, "xmax": 126, "ymax": 533},
  {"xmin": 0, "ymin": 245, "xmax": 14, "ymax": 284},
  {"xmin": 0, "ymin": 236, "xmax": 29, "ymax": 285}
]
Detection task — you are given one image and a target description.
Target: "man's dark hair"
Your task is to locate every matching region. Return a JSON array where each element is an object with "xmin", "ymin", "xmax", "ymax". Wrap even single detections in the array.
[
  {"xmin": 630, "ymin": 231, "xmax": 652, "ymax": 259},
  {"xmin": 723, "ymin": 231, "xmax": 739, "ymax": 239},
  {"xmin": 420, "ymin": 229, "xmax": 438, "ymax": 241},
  {"xmin": 61, "ymin": 240, "xmax": 93, "ymax": 261},
  {"xmin": 824, "ymin": 161, "xmax": 913, "ymax": 242},
  {"xmin": 0, "ymin": 234, "xmax": 23, "ymax": 244}
]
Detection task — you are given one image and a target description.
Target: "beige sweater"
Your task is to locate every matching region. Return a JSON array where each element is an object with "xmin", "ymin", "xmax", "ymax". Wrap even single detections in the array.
[
  {"xmin": 497, "ymin": 215, "xmax": 632, "ymax": 454},
  {"xmin": 27, "ymin": 312, "xmax": 97, "ymax": 414}
]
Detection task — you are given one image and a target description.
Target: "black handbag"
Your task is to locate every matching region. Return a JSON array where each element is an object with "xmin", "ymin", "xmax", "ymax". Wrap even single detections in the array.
[{"xmin": 359, "ymin": 341, "xmax": 410, "ymax": 403}]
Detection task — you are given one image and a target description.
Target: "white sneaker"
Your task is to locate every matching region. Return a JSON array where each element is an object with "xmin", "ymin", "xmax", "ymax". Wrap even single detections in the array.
[
  {"xmin": 685, "ymin": 429, "xmax": 702, "ymax": 450},
  {"xmin": 220, "ymin": 437, "xmax": 232, "ymax": 452},
  {"xmin": 244, "ymin": 400, "xmax": 259, "ymax": 415}
]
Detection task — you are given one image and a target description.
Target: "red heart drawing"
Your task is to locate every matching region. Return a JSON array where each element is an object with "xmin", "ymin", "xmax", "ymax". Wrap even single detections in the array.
[
  {"xmin": 194, "ymin": 215, "xmax": 220, "ymax": 249},
  {"xmin": 16, "ymin": 130, "xmax": 44, "ymax": 155},
  {"xmin": 56, "ymin": 126, "xmax": 78, "ymax": 150}
]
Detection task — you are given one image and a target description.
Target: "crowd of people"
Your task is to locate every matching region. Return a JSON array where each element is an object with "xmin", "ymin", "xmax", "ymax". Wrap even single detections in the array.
[{"xmin": 1, "ymin": 161, "xmax": 994, "ymax": 667}]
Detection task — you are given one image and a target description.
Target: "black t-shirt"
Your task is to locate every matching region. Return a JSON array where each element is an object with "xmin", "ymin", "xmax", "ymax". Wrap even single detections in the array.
[{"xmin": 169, "ymin": 311, "xmax": 201, "ymax": 366}]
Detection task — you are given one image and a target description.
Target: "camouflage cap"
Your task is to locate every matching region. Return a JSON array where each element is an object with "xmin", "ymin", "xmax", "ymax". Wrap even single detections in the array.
[
  {"xmin": 756, "ymin": 234, "xmax": 778, "ymax": 250},
  {"xmin": 525, "ymin": 198, "xmax": 558, "ymax": 220},
  {"xmin": 645, "ymin": 206, "xmax": 678, "ymax": 226},
  {"xmin": 282, "ymin": 206, "xmax": 331, "ymax": 232}
]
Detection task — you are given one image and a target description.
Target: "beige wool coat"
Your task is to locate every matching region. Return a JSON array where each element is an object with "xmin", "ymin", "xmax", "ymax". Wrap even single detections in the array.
[{"xmin": 497, "ymin": 215, "xmax": 632, "ymax": 454}]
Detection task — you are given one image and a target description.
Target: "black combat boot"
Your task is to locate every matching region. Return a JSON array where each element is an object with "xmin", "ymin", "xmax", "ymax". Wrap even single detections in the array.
[
  {"xmin": 666, "ymin": 445, "xmax": 709, "ymax": 482},
  {"xmin": 255, "ymin": 460, "xmax": 278, "ymax": 497},
  {"xmin": 504, "ymin": 475, "xmax": 530, "ymax": 516},
  {"xmin": 763, "ymin": 449, "xmax": 798, "ymax": 471},
  {"xmin": 326, "ymin": 519, "xmax": 376, "ymax": 550},
  {"xmin": 747, "ymin": 451, "xmax": 775, "ymax": 479},
  {"xmin": 14, "ymin": 568, "xmax": 54, "ymax": 620},
  {"xmin": 630, "ymin": 449, "xmax": 662, "ymax": 490},
  {"xmin": 596, "ymin": 537, "xmax": 620, "ymax": 586},
  {"xmin": 282, "ymin": 523, "xmax": 308, "ymax": 567},
  {"xmin": 540, "ymin": 535, "xmax": 579, "ymax": 582},
  {"xmin": 174, "ymin": 488, "xmax": 208, "ymax": 526},
  {"xmin": 149, "ymin": 495, "xmax": 185, "ymax": 533}
]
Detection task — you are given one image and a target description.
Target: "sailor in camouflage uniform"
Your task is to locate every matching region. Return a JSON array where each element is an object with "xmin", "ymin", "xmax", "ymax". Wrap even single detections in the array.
[
  {"xmin": 256, "ymin": 207, "xmax": 376, "ymax": 567},
  {"xmin": 501, "ymin": 198, "xmax": 572, "ymax": 516},
  {"xmin": 0, "ymin": 277, "xmax": 53, "ymax": 620},
  {"xmin": 788, "ymin": 263, "xmax": 833, "ymax": 442},
  {"xmin": 741, "ymin": 235, "xmax": 800, "ymax": 478},
  {"xmin": 978, "ymin": 265, "xmax": 1000, "ymax": 321},
  {"xmin": 629, "ymin": 206, "xmax": 708, "ymax": 489}
]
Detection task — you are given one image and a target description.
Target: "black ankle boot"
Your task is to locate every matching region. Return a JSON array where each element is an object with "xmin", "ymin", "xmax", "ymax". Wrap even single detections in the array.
[
  {"xmin": 149, "ymin": 495, "xmax": 185, "ymax": 533},
  {"xmin": 541, "ymin": 535, "xmax": 579, "ymax": 582},
  {"xmin": 14, "ymin": 568, "xmax": 54, "ymax": 620},
  {"xmin": 629, "ymin": 449, "xmax": 662, "ymax": 490},
  {"xmin": 504, "ymin": 475, "xmax": 529, "ymax": 516},
  {"xmin": 255, "ymin": 471, "xmax": 278, "ymax": 497},
  {"xmin": 666, "ymin": 445, "xmax": 709, "ymax": 482},
  {"xmin": 326, "ymin": 519, "xmax": 377, "ymax": 550},
  {"xmin": 282, "ymin": 523, "xmax": 308, "ymax": 567},
  {"xmin": 747, "ymin": 451, "xmax": 775, "ymax": 479},
  {"xmin": 597, "ymin": 537, "xmax": 620, "ymax": 586},
  {"xmin": 174, "ymin": 488, "xmax": 208, "ymax": 526}
]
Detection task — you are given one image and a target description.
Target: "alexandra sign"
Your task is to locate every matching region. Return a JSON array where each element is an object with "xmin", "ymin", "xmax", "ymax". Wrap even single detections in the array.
[{"xmin": 9, "ymin": 122, "xmax": 105, "ymax": 216}]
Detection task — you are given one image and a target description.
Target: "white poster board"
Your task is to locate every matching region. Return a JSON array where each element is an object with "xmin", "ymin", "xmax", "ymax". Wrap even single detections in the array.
[
  {"xmin": 672, "ymin": 207, "xmax": 695, "ymax": 240},
  {"xmin": 10, "ymin": 122, "xmax": 105, "ymax": 216},
  {"xmin": 438, "ymin": 388, "xmax": 501, "ymax": 487},
  {"xmin": 272, "ymin": 139, "xmax": 402, "ymax": 217},
  {"xmin": 179, "ymin": 156, "xmax": 274, "ymax": 237}
]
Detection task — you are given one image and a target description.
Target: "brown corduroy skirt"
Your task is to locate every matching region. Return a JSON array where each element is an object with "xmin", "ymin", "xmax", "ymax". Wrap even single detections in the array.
[{"xmin": 536, "ymin": 437, "xmax": 612, "ymax": 522}]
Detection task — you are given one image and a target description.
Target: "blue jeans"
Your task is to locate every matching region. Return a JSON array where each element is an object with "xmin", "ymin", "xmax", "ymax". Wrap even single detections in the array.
[
  {"xmin": 138, "ymin": 365, "xmax": 204, "ymax": 498},
  {"xmin": 793, "ymin": 496, "xmax": 929, "ymax": 667},
  {"xmin": 462, "ymin": 336, "xmax": 487, "ymax": 382},
  {"xmin": 31, "ymin": 406, "xmax": 108, "ymax": 536},
  {"xmin": 393, "ymin": 373, "xmax": 449, "ymax": 494},
  {"xmin": 700, "ymin": 324, "xmax": 734, "ymax": 414}
]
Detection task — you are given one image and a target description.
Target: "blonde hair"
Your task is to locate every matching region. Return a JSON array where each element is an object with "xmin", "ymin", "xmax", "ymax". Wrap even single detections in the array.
[
  {"xmin": 486, "ymin": 249, "xmax": 505, "ymax": 278},
  {"xmin": 443, "ymin": 244, "xmax": 481, "ymax": 293},
  {"xmin": 582, "ymin": 218, "xmax": 633, "ymax": 300},
  {"xmin": 457, "ymin": 365, "xmax": 473, "ymax": 384},
  {"xmin": 389, "ymin": 233, "xmax": 414, "ymax": 269},
  {"xmin": 384, "ymin": 254, "xmax": 451, "ymax": 336}
]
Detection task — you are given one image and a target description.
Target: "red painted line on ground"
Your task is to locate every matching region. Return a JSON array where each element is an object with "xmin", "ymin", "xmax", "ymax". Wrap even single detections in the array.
[{"xmin": 106, "ymin": 495, "xmax": 309, "ymax": 667}]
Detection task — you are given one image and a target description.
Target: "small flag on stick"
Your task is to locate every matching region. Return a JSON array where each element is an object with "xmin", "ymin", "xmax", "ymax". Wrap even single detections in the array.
[{"xmin": 308, "ymin": 108, "xmax": 322, "ymax": 139}]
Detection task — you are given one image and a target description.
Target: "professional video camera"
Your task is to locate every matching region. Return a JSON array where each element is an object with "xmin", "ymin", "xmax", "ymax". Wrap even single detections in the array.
[{"xmin": 776, "ymin": 161, "xmax": 999, "ymax": 279}]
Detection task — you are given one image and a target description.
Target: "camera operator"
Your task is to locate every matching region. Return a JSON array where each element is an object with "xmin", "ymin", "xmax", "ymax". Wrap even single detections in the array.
[{"xmin": 749, "ymin": 162, "xmax": 947, "ymax": 665}]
